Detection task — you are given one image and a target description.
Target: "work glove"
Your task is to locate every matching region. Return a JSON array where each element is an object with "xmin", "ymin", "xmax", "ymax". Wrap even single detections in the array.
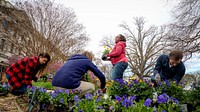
[{"xmin": 155, "ymin": 73, "xmax": 161, "ymax": 84}]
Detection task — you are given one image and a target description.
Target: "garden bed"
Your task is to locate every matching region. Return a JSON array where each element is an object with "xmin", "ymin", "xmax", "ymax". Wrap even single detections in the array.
[{"xmin": 0, "ymin": 79, "xmax": 200, "ymax": 112}]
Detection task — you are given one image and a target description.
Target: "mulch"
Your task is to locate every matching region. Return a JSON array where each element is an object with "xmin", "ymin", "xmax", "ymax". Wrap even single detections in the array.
[{"xmin": 0, "ymin": 93, "xmax": 28, "ymax": 112}]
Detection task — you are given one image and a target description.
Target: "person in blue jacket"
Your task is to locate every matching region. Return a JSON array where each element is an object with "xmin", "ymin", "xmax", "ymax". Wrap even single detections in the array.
[
  {"xmin": 52, "ymin": 51, "xmax": 106, "ymax": 94},
  {"xmin": 151, "ymin": 50, "xmax": 186, "ymax": 85}
]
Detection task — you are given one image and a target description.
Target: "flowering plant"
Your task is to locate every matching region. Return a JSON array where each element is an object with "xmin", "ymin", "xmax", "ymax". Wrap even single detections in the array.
[
  {"xmin": 27, "ymin": 86, "xmax": 51, "ymax": 110},
  {"xmin": 156, "ymin": 80, "xmax": 186, "ymax": 104},
  {"xmin": 106, "ymin": 79, "xmax": 129, "ymax": 98},
  {"xmin": 103, "ymin": 46, "xmax": 112, "ymax": 55},
  {"xmin": 114, "ymin": 95, "xmax": 154, "ymax": 112},
  {"xmin": 74, "ymin": 91, "xmax": 115, "ymax": 112},
  {"xmin": 113, "ymin": 93, "xmax": 180, "ymax": 112},
  {"xmin": 50, "ymin": 89, "xmax": 79, "ymax": 111},
  {"xmin": 156, "ymin": 93, "xmax": 181, "ymax": 112},
  {"xmin": 0, "ymin": 83, "xmax": 10, "ymax": 96},
  {"xmin": 106, "ymin": 79, "xmax": 154, "ymax": 100},
  {"xmin": 37, "ymin": 88, "xmax": 51, "ymax": 104},
  {"xmin": 73, "ymin": 93, "xmax": 96, "ymax": 112},
  {"xmin": 127, "ymin": 79, "xmax": 154, "ymax": 100}
]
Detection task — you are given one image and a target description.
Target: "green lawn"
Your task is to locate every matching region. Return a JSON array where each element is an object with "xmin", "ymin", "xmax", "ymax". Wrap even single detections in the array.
[{"xmin": 32, "ymin": 81, "xmax": 53, "ymax": 90}]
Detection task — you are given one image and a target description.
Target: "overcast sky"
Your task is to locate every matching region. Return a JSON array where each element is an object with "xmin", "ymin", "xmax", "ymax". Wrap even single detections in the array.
[
  {"xmin": 54, "ymin": 0, "xmax": 200, "ymax": 73},
  {"xmin": 54, "ymin": 0, "xmax": 175, "ymax": 54},
  {"xmin": 9, "ymin": 0, "xmax": 199, "ymax": 73}
]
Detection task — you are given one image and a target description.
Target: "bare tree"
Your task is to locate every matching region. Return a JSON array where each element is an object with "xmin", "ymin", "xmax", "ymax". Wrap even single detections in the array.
[
  {"xmin": 2, "ymin": 7, "xmax": 65, "ymax": 62},
  {"xmin": 93, "ymin": 57, "xmax": 112, "ymax": 80},
  {"xmin": 166, "ymin": 0, "xmax": 200, "ymax": 60},
  {"xmin": 100, "ymin": 35, "xmax": 115, "ymax": 48},
  {"xmin": 12, "ymin": 0, "xmax": 89, "ymax": 61},
  {"xmin": 120, "ymin": 17, "xmax": 167, "ymax": 77}
]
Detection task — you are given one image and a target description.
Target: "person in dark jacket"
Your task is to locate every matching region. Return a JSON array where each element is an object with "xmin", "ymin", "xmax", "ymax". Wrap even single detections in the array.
[
  {"xmin": 52, "ymin": 51, "xmax": 106, "ymax": 94},
  {"xmin": 6, "ymin": 53, "xmax": 51, "ymax": 95},
  {"xmin": 151, "ymin": 50, "xmax": 186, "ymax": 85}
]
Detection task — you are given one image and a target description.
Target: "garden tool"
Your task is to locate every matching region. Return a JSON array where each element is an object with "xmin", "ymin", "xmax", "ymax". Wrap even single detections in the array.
[{"xmin": 27, "ymin": 87, "xmax": 39, "ymax": 112}]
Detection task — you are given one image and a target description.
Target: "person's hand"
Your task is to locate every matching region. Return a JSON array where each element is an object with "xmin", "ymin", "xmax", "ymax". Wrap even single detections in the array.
[
  {"xmin": 102, "ymin": 88, "xmax": 107, "ymax": 93},
  {"xmin": 101, "ymin": 54, "xmax": 107, "ymax": 60},
  {"xmin": 155, "ymin": 73, "xmax": 161, "ymax": 84},
  {"xmin": 32, "ymin": 77, "xmax": 38, "ymax": 82}
]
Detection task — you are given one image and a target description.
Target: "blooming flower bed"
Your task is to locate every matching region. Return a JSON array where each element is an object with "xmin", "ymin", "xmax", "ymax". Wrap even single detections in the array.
[
  {"xmin": 25, "ymin": 78, "xmax": 200, "ymax": 112},
  {"xmin": 27, "ymin": 87, "xmax": 180, "ymax": 112},
  {"xmin": 1, "ymin": 78, "xmax": 199, "ymax": 111}
]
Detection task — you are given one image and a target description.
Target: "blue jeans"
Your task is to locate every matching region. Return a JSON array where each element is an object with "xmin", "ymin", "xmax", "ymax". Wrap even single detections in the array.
[
  {"xmin": 111, "ymin": 62, "xmax": 128, "ymax": 80},
  {"xmin": 6, "ymin": 74, "xmax": 28, "ymax": 95}
]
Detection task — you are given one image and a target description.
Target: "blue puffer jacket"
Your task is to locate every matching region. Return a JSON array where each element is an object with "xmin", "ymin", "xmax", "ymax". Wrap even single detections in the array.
[
  {"xmin": 153, "ymin": 54, "xmax": 186, "ymax": 82},
  {"xmin": 52, "ymin": 54, "xmax": 106, "ymax": 89}
]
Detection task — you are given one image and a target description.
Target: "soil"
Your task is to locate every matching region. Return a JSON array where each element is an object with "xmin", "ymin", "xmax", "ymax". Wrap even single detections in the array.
[
  {"xmin": 0, "ymin": 93, "xmax": 28, "ymax": 112},
  {"xmin": 0, "ymin": 75, "xmax": 30, "ymax": 112}
]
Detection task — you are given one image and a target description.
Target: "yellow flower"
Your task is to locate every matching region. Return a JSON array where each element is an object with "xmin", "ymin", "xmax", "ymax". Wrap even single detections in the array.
[
  {"xmin": 130, "ymin": 77, "xmax": 136, "ymax": 80},
  {"xmin": 150, "ymin": 83, "xmax": 154, "ymax": 87},
  {"xmin": 139, "ymin": 79, "xmax": 143, "ymax": 83},
  {"xmin": 103, "ymin": 46, "xmax": 111, "ymax": 54},
  {"xmin": 106, "ymin": 84, "xmax": 110, "ymax": 87},
  {"xmin": 115, "ymin": 100, "xmax": 119, "ymax": 103}
]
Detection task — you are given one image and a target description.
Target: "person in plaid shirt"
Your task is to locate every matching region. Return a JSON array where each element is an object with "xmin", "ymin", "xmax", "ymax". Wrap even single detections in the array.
[{"xmin": 6, "ymin": 53, "xmax": 51, "ymax": 95}]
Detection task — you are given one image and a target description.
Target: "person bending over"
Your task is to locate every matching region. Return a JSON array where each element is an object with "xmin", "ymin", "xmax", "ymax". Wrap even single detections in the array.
[
  {"xmin": 151, "ymin": 50, "xmax": 186, "ymax": 85},
  {"xmin": 6, "ymin": 53, "xmax": 51, "ymax": 95},
  {"xmin": 52, "ymin": 51, "xmax": 106, "ymax": 94}
]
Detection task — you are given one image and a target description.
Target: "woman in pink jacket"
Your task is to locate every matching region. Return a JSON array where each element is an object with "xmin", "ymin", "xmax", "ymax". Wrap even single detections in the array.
[{"xmin": 102, "ymin": 34, "xmax": 128, "ymax": 80}]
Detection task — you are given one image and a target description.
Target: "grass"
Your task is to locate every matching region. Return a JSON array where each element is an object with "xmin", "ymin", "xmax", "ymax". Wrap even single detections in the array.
[{"xmin": 32, "ymin": 81, "xmax": 53, "ymax": 90}]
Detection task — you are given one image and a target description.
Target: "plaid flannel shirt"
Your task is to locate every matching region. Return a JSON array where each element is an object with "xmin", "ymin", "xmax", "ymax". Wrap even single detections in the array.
[{"xmin": 6, "ymin": 56, "xmax": 39, "ymax": 89}]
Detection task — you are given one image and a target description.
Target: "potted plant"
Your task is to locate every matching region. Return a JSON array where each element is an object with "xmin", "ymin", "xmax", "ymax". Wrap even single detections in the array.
[{"xmin": 0, "ymin": 83, "xmax": 10, "ymax": 96}]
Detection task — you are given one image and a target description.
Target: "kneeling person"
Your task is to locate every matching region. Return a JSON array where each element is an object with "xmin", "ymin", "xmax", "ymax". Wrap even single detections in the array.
[{"xmin": 52, "ymin": 51, "xmax": 106, "ymax": 94}]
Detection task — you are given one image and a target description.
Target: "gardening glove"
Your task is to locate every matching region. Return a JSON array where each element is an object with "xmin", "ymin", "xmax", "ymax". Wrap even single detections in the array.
[
  {"xmin": 101, "ymin": 54, "xmax": 107, "ymax": 60},
  {"xmin": 155, "ymin": 73, "xmax": 161, "ymax": 84},
  {"xmin": 102, "ymin": 88, "xmax": 107, "ymax": 93}
]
